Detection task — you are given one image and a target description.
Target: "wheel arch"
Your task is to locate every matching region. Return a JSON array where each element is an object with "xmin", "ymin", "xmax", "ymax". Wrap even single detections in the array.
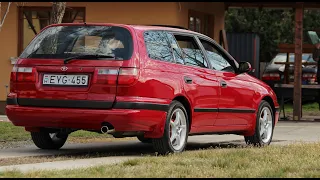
[{"xmin": 172, "ymin": 95, "xmax": 192, "ymax": 131}]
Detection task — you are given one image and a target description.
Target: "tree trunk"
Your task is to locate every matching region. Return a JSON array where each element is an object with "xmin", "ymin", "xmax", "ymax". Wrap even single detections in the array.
[
  {"xmin": 45, "ymin": 2, "xmax": 67, "ymax": 54},
  {"xmin": 50, "ymin": 2, "xmax": 67, "ymax": 24}
]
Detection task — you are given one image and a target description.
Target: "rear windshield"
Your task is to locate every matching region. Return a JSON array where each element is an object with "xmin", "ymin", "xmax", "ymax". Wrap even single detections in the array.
[{"xmin": 20, "ymin": 25, "xmax": 133, "ymax": 60}]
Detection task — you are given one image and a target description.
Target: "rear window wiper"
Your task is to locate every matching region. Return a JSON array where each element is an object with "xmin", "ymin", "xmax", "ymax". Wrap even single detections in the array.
[{"xmin": 64, "ymin": 54, "xmax": 115, "ymax": 64}]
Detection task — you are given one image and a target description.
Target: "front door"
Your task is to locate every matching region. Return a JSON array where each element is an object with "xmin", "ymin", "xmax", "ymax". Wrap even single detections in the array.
[{"xmin": 197, "ymin": 37, "xmax": 256, "ymax": 126}]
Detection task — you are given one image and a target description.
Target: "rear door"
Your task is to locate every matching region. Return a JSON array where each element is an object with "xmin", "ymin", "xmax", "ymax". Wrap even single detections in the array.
[
  {"xmin": 15, "ymin": 25, "xmax": 137, "ymax": 109},
  {"xmin": 172, "ymin": 33, "xmax": 220, "ymax": 127}
]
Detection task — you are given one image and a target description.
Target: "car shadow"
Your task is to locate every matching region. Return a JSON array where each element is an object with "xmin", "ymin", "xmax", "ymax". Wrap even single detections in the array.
[
  {"xmin": 3, "ymin": 139, "xmax": 285, "ymax": 160},
  {"xmin": 27, "ymin": 140, "xmax": 251, "ymax": 158}
]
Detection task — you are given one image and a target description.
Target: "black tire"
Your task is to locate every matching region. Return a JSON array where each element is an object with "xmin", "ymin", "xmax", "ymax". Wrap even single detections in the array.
[
  {"xmin": 137, "ymin": 135, "xmax": 152, "ymax": 143},
  {"xmin": 152, "ymin": 100, "xmax": 189, "ymax": 155},
  {"xmin": 31, "ymin": 131, "xmax": 68, "ymax": 150},
  {"xmin": 244, "ymin": 100, "xmax": 274, "ymax": 146}
]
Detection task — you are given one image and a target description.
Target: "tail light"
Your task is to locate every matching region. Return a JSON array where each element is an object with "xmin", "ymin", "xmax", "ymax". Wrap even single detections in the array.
[
  {"xmin": 262, "ymin": 73, "xmax": 280, "ymax": 81},
  {"xmin": 93, "ymin": 68, "xmax": 119, "ymax": 85},
  {"xmin": 302, "ymin": 73, "xmax": 316, "ymax": 80},
  {"xmin": 11, "ymin": 66, "xmax": 36, "ymax": 82},
  {"xmin": 118, "ymin": 68, "xmax": 138, "ymax": 85},
  {"xmin": 302, "ymin": 73, "xmax": 317, "ymax": 83},
  {"xmin": 93, "ymin": 67, "xmax": 139, "ymax": 85}
]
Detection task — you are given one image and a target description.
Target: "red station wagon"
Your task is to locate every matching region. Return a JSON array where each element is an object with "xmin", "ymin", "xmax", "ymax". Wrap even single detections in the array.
[{"xmin": 6, "ymin": 23, "xmax": 280, "ymax": 154}]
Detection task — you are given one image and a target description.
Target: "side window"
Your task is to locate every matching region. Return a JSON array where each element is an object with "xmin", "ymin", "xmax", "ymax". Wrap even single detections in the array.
[
  {"xmin": 200, "ymin": 39, "xmax": 234, "ymax": 73},
  {"xmin": 144, "ymin": 31, "xmax": 173, "ymax": 62},
  {"xmin": 174, "ymin": 35, "xmax": 208, "ymax": 68},
  {"xmin": 166, "ymin": 33, "xmax": 185, "ymax": 64}
]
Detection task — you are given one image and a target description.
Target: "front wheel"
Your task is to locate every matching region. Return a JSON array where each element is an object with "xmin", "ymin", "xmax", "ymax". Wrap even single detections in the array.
[
  {"xmin": 31, "ymin": 131, "xmax": 68, "ymax": 150},
  {"xmin": 244, "ymin": 100, "xmax": 274, "ymax": 146},
  {"xmin": 152, "ymin": 101, "xmax": 189, "ymax": 155}
]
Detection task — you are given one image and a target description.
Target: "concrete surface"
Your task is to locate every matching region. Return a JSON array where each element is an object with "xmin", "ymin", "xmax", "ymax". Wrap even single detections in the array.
[
  {"xmin": 0, "ymin": 115, "xmax": 8, "ymax": 122},
  {"xmin": 0, "ymin": 156, "xmax": 139, "ymax": 173},
  {"xmin": 0, "ymin": 121, "xmax": 320, "ymax": 173}
]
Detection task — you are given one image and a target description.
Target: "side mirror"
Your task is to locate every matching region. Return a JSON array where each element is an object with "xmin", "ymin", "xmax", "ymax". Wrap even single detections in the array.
[{"xmin": 238, "ymin": 61, "xmax": 252, "ymax": 73}]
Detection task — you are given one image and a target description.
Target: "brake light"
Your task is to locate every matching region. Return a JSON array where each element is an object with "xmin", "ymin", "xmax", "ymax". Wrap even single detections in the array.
[
  {"xmin": 12, "ymin": 67, "xmax": 36, "ymax": 82},
  {"xmin": 118, "ymin": 68, "xmax": 138, "ymax": 85},
  {"xmin": 262, "ymin": 73, "xmax": 280, "ymax": 81},
  {"xmin": 302, "ymin": 73, "xmax": 317, "ymax": 83},
  {"xmin": 93, "ymin": 67, "xmax": 139, "ymax": 85},
  {"xmin": 93, "ymin": 68, "xmax": 118, "ymax": 85},
  {"xmin": 302, "ymin": 73, "xmax": 316, "ymax": 80}
]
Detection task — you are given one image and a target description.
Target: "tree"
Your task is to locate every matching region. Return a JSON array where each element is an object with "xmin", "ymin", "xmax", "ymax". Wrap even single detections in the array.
[
  {"xmin": 225, "ymin": 8, "xmax": 320, "ymax": 62},
  {"xmin": 50, "ymin": 2, "xmax": 67, "ymax": 25},
  {"xmin": 0, "ymin": 2, "xmax": 12, "ymax": 32}
]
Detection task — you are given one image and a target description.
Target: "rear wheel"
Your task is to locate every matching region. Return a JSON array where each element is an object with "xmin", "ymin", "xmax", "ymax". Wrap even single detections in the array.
[
  {"xmin": 244, "ymin": 100, "xmax": 274, "ymax": 146},
  {"xmin": 152, "ymin": 101, "xmax": 189, "ymax": 155},
  {"xmin": 31, "ymin": 131, "xmax": 68, "ymax": 150}
]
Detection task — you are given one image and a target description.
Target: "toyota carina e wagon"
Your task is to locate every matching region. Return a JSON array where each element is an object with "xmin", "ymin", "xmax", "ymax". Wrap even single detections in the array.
[{"xmin": 6, "ymin": 23, "xmax": 280, "ymax": 154}]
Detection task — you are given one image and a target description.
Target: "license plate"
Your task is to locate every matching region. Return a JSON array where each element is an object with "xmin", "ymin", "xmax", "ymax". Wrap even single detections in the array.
[{"xmin": 43, "ymin": 74, "xmax": 89, "ymax": 86}]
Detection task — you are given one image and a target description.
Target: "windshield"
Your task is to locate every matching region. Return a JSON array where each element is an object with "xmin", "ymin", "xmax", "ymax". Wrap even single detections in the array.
[
  {"xmin": 271, "ymin": 53, "xmax": 316, "ymax": 64},
  {"xmin": 20, "ymin": 25, "xmax": 133, "ymax": 60}
]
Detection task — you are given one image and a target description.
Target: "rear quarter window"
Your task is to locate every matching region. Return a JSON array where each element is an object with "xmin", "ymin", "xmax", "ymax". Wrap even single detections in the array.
[
  {"xmin": 20, "ymin": 25, "xmax": 133, "ymax": 60},
  {"xmin": 144, "ymin": 31, "xmax": 173, "ymax": 62}
]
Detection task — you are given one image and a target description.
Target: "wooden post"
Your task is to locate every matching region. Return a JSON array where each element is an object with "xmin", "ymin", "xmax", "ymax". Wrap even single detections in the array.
[{"xmin": 293, "ymin": 2, "xmax": 304, "ymax": 121}]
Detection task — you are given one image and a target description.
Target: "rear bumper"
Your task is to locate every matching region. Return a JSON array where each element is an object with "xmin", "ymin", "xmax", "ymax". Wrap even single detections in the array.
[{"xmin": 6, "ymin": 104, "xmax": 168, "ymax": 138}]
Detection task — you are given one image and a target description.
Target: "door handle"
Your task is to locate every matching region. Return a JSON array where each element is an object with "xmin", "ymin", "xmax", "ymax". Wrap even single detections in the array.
[
  {"xmin": 220, "ymin": 81, "xmax": 227, "ymax": 88},
  {"xmin": 184, "ymin": 76, "xmax": 193, "ymax": 84}
]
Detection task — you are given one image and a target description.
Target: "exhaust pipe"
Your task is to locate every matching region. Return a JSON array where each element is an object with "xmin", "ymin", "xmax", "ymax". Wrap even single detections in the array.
[
  {"xmin": 100, "ymin": 126, "xmax": 115, "ymax": 134},
  {"xmin": 101, "ymin": 126, "xmax": 109, "ymax": 134}
]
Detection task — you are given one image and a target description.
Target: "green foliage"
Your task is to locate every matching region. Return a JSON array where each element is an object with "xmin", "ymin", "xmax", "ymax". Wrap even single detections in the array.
[{"xmin": 225, "ymin": 9, "xmax": 320, "ymax": 62}]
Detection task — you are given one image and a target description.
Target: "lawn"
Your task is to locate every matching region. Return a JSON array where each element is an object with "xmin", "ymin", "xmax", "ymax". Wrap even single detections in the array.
[
  {"xmin": 284, "ymin": 102, "xmax": 319, "ymax": 112},
  {"xmin": 1, "ymin": 142, "xmax": 320, "ymax": 178}
]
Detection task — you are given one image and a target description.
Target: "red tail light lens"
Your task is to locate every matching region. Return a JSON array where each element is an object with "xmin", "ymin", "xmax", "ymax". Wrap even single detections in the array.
[
  {"xmin": 93, "ymin": 67, "xmax": 139, "ymax": 85},
  {"xmin": 93, "ymin": 68, "xmax": 119, "ymax": 85},
  {"xmin": 118, "ymin": 68, "xmax": 138, "ymax": 85},
  {"xmin": 302, "ymin": 73, "xmax": 317, "ymax": 84},
  {"xmin": 262, "ymin": 73, "xmax": 280, "ymax": 81},
  {"xmin": 12, "ymin": 67, "xmax": 36, "ymax": 82}
]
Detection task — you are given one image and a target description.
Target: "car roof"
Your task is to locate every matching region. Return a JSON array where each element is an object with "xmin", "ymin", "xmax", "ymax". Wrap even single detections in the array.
[{"xmin": 45, "ymin": 23, "xmax": 209, "ymax": 39}]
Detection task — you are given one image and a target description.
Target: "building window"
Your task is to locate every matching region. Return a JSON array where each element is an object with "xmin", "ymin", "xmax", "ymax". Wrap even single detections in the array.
[
  {"xmin": 18, "ymin": 7, "xmax": 85, "ymax": 54},
  {"xmin": 188, "ymin": 10, "xmax": 214, "ymax": 38}
]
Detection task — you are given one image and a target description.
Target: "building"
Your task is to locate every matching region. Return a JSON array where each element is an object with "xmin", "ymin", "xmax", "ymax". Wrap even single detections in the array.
[{"xmin": 0, "ymin": 2, "xmax": 226, "ymax": 114}]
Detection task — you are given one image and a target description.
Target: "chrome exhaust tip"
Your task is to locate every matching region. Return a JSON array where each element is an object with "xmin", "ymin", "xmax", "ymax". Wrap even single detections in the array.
[{"xmin": 101, "ymin": 126, "xmax": 109, "ymax": 134}]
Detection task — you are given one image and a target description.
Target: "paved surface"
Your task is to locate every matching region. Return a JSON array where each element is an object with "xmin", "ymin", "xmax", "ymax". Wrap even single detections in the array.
[
  {"xmin": 0, "ymin": 115, "xmax": 8, "ymax": 122},
  {"xmin": 0, "ymin": 121, "xmax": 320, "ymax": 172},
  {"xmin": 0, "ymin": 156, "xmax": 139, "ymax": 173}
]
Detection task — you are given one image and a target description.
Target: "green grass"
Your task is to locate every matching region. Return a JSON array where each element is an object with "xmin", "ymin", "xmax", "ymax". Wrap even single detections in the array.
[
  {"xmin": 1, "ymin": 142, "xmax": 320, "ymax": 178},
  {"xmin": 0, "ymin": 123, "xmax": 30, "ymax": 142},
  {"xmin": 284, "ymin": 102, "xmax": 319, "ymax": 112}
]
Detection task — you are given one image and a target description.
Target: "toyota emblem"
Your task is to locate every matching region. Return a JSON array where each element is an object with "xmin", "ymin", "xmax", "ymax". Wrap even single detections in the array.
[{"xmin": 61, "ymin": 66, "xmax": 68, "ymax": 71}]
